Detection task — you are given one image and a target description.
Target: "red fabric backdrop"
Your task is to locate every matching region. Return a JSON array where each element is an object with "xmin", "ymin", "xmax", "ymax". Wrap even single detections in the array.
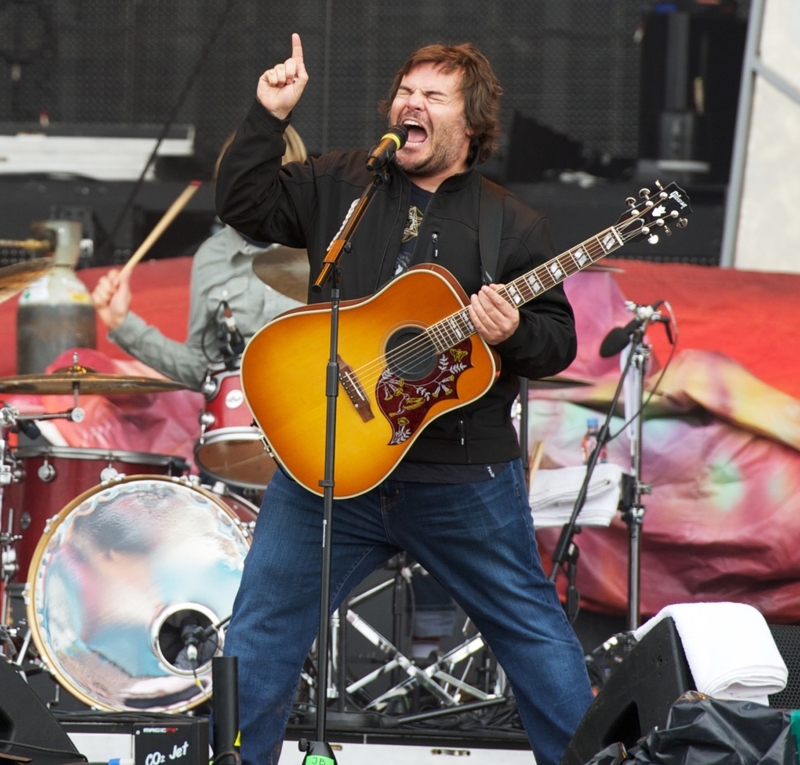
[{"xmin": 3, "ymin": 256, "xmax": 799, "ymax": 399}]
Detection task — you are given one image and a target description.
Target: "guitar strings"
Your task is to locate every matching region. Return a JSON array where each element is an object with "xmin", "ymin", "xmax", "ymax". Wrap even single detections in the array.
[
  {"xmin": 342, "ymin": 217, "xmax": 645, "ymax": 393},
  {"xmin": 340, "ymin": 214, "xmax": 651, "ymax": 396}
]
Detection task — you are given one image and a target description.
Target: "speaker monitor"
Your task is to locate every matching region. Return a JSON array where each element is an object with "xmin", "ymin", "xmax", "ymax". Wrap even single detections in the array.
[
  {"xmin": 0, "ymin": 658, "xmax": 81, "ymax": 765},
  {"xmin": 767, "ymin": 624, "xmax": 800, "ymax": 709},
  {"xmin": 561, "ymin": 617, "xmax": 695, "ymax": 765}
]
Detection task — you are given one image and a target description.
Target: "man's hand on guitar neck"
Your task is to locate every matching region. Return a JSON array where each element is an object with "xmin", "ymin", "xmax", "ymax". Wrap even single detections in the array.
[
  {"xmin": 468, "ymin": 283, "xmax": 520, "ymax": 345},
  {"xmin": 257, "ymin": 33, "xmax": 309, "ymax": 121}
]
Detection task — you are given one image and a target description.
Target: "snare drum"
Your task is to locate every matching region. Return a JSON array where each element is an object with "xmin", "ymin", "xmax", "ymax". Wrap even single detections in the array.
[
  {"xmin": 4, "ymin": 446, "xmax": 188, "ymax": 584},
  {"xmin": 195, "ymin": 365, "xmax": 276, "ymax": 490},
  {"xmin": 25, "ymin": 475, "xmax": 257, "ymax": 713}
]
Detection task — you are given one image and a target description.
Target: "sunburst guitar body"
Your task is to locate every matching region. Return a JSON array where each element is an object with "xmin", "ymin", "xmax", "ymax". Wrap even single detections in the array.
[{"xmin": 242, "ymin": 265, "xmax": 496, "ymax": 498}]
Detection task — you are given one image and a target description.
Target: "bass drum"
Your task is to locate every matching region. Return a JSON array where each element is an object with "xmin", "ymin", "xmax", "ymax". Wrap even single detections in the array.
[
  {"xmin": 25, "ymin": 475, "xmax": 257, "ymax": 713},
  {"xmin": 5, "ymin": 446, "xmax": 188, "ymax": 585}
]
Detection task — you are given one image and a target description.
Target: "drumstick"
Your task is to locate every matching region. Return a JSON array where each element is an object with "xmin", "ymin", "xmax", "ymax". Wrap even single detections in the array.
[
  {"xmin": 120, "ymin": 180, "xmax": 202, "ymax": 275},
  {"xmin": 528, "ymin": 439, "xmax": 545, "ymax": 487}
]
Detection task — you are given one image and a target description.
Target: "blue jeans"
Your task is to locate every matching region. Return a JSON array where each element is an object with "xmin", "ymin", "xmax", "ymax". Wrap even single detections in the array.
[{"xmin": 223, "ymin": 460, "xmax": 593, "ymax": 765}]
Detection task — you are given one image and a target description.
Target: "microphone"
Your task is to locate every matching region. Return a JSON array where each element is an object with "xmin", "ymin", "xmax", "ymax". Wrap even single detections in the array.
[
  {"xmin": 180, "ymin": 617, "xmax": 202, "ymax": 666},
  {"xmin": 220, "ymin": 301, "xmax": 245, "ymax": 356},
  {"xmin": 599, "ymin": 321, "xmax": 637, "ymax": 359},
  {"xmin": 366, "ymin": 125, "xmax": 409, "ymax": 172},
  {"xmin": 599, "ymin": 301, "xmax": 664, "ymax": 358}
]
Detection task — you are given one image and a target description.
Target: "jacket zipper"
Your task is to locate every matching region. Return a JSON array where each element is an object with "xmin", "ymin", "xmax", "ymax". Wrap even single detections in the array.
[{"xmin": 428, "ymin": 231, "xmax": 439, "ymax": 261}]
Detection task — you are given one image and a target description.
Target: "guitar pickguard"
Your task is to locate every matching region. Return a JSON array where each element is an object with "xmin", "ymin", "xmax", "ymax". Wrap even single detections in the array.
[{"xmin": 377, "ymin": 339, "xmax": 473, "ymax": 445}]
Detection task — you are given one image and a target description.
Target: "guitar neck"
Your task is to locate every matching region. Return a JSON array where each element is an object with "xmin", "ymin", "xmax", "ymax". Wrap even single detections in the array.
[
  {"xmin": 427, "ymin": 222, "xmax": 624, "ymax": 353},
  {"xmin": 426, "ymin": 181, "xmax": 691, "ymax": 353}
]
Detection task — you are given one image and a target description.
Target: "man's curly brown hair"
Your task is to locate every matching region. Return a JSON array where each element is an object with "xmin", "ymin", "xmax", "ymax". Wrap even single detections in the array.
[{"xmin": 378, "ymin": 42, "xmax": 503, "ymax": 166}]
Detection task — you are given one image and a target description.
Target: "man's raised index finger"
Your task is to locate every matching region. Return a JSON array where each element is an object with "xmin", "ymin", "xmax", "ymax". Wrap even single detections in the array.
[{"xmin": 291, "ymin": 33, "xmax": 304, "ymax": 64}]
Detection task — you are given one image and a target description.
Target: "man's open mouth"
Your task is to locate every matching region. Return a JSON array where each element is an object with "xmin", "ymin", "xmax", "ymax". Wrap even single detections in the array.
[{"xmin": 403, "ymin": 119, "xmax": 428, "ymax": 145}]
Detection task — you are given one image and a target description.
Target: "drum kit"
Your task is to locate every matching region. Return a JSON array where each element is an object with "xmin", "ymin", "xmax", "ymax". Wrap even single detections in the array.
[{"xmin": 0, "ymin": 259, "xmax": 267, "ymax": 713}]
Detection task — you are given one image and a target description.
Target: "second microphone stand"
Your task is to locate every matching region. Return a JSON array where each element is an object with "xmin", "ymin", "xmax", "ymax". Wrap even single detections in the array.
[{"xmin": 548, "ymin": 318, "xmax": 654, "ymax": 631}]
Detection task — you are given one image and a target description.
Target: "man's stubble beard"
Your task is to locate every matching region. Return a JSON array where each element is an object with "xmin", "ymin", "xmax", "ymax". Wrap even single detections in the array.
[{"xmin": 396, "ymin": 116, "xmax": 471, "ymax": 179}]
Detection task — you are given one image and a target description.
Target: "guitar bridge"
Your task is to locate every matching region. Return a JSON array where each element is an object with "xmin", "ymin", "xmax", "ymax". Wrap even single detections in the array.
[{"xmin": 337, "ymin": 354, "xmax": 375, "ymax": 423}]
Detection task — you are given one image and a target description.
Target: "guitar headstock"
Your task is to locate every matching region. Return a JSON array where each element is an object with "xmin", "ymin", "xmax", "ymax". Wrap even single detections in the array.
[{"xmin": 616, "ymin": 181, "xmax": 692, "ymax": 245}]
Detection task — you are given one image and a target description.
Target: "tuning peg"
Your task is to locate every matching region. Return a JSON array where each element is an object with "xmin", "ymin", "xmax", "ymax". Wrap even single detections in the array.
[
  {"xmin": 625, "ymin": 196, "xmax": 637, "ymax": 208},
  {"xmin": 639, "ymin": 188, "xmax": 651, "ymax": 199},
  {"xmin": 647, "ymin": 233, "xmax": 660, "ymax": 245},
  {"xmin": 654, "ymin": 180, "xmax": 664, "ymax": 191},
  {"xmin": 663, "ymin": 226, "xmax": 672, "ymax": 237},
  {"xmin": 676, "ymin": 217, "xmax": 689, "ymax": 229}
]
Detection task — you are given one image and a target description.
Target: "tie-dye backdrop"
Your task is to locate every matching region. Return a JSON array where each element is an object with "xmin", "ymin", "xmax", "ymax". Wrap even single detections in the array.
[{"xmin": 533, "ymin": 266, "xmax": 800, "ymax": 622}]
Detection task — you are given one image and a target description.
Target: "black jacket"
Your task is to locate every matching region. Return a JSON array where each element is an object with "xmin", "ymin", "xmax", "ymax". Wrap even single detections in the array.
[{"xmin": 216, "ymin": 101, "xmax": 577, "ymax": 465}]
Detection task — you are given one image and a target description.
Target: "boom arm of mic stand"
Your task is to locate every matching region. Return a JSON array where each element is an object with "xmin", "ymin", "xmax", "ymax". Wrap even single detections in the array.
[
  {"xmin": 547, "ymin": 333, "xmax": 641, "ymax": 584},
  {"xmin": 313, "ymin": 172, "xmax": 386, "ymax": 293}
]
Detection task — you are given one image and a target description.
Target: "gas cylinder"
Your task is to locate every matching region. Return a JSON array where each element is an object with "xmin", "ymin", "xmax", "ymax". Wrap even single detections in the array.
[{"xmin": 16, "ymin": 220, "xmax": 97, "ymax": 374}]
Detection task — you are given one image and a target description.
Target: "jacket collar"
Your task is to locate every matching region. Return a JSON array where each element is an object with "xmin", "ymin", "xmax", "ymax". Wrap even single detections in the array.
[{"xmin": 385, "ymin": 159, "xmax": 480, "ymax": 197}]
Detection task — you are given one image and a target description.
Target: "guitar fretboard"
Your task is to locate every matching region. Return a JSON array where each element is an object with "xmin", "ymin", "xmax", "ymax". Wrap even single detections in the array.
[{"xmin": 427, "ymin": 222, "xmax": 628, "ymax": 354}]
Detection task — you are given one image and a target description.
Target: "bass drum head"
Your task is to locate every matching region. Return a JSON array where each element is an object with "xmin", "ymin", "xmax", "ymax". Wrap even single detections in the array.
[{"xmin": 25, "ymin": 476, "xmax": 252, "ymax": 713}]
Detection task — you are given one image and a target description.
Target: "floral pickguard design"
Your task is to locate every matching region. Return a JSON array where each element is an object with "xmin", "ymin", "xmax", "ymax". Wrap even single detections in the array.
[{"xmin": 377, "ymin": 339, "xmax": 473, "ymax": 445}]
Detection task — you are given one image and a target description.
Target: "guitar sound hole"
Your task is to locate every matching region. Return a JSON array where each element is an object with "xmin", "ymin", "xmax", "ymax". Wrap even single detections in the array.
[{"xmin": 385, "ymin": 327, "xmax": 438, "ymax": 381}]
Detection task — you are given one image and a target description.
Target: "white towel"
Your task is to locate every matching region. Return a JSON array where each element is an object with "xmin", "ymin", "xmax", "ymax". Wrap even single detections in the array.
[
  {"xmin": 529, "ymin": 464, "xmax": 623, "ymax": 528},
  {"xmin": 634, "ymin": 602, "xmax": 788, "ymax": 706}
]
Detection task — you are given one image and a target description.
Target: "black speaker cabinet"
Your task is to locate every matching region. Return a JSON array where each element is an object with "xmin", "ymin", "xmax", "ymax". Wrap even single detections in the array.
[
  {"xmin": 561, "ymin": 617, "xmax": 695, "ymax": 765},
  {"xmin": 638, "ymin": 9, "xmax": 746, "ymax": 183},
  {"xmin": 0, "ymin": 658, "xmax": 81, "ymax": 764},
  {"xmin": 768, "ymin": 624, "xmax": 800, "ymax": 709}
]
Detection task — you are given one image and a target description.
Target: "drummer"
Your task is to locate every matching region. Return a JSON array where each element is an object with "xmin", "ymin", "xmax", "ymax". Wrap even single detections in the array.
[{"xmin": 91, "ymin": 127, "xmax": 308, "ymax": 390}]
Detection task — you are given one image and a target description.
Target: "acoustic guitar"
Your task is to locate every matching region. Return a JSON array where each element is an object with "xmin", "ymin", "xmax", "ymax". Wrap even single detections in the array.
[{"xmin": 241, "ymin": 181, "xmax": 691, "ymax": 498}]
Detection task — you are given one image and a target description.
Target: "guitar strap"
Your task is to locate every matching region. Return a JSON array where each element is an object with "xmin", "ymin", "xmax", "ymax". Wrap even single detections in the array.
[{"xmin": 479, "ymin": 176, "xmax": 505, "ymax": 285}]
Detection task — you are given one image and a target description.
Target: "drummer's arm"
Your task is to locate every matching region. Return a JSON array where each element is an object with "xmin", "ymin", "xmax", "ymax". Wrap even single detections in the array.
[
  {"xmin": 109, "ymin": 316, "xmax": 209, "ymax": 391},
  {"xmin": 109, "ymin": 257, "xmax": 215, "ymax": 391},
  {"xmin": 91, "ymin": 269, "xmax": 206, "ymax": 389}
]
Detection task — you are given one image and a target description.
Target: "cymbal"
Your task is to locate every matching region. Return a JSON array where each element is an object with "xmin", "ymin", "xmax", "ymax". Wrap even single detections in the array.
[
  {"xmin": 0, "ymin": 364, "xmax": 189, "ymax": 395},
  {"xmin": 252, "ymin": 246, "xmax": 309, "ymax": 303},
  {"xmin": 0, "ymin": 257, "xmax": 53, "ymax": 305}
]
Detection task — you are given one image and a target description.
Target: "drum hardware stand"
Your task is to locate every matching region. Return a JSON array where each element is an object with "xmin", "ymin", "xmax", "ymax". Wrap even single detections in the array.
[
  {"xmin": 346, "ymin": 615, "xmax": 498, "ymax": 713},
  {"xmin": 1, "ymin": 403, "xmax": 86, "ymax": 433},
  {"xmin": 324, "ymin": 561, "xmax": 500, "ymax": 715},
  {"xmin": 0, "ymin": 406, "xmax": 84, "ymax": 642},
  {"xmin": 548, "ymin": 303, "xmax": 663, "ymax": 631}
]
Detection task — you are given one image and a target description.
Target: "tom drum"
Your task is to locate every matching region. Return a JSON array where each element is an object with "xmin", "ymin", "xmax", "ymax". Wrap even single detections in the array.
[{"xmin": 195, "ymin": 365, "xmax": 276, "ymax": 490}]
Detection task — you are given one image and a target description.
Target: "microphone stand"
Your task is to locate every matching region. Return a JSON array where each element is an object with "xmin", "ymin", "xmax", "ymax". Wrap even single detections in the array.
[
  {"xmin": 548, "ymin": 322, "xmax": 650, "ymax": 630},
  {"xmin": 620, "ymin": 325, "xmax": 653, "ymax": 631},
  {"xmin": 299, "ymin": 168, "xmax": 390, "ymax": 765}
]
